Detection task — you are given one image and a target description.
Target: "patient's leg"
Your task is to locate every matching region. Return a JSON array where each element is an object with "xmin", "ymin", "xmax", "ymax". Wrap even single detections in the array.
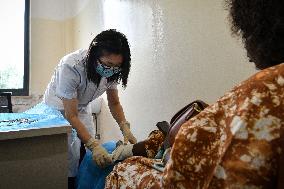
[{"xmin": 111, "ymin": 130, "xmax": 165, "ymax": 162}]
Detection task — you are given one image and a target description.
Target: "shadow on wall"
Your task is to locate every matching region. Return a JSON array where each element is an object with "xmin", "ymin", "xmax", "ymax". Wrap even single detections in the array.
[{"xmin": 98, "ymin": 97, "xmax": 122, "ymax": 143}]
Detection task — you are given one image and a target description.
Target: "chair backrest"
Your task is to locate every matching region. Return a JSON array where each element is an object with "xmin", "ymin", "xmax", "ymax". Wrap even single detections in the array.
[
  {"xmin": 167, "ymin": 100, "xmax": 208, "ymax": 148},
  {"xmin": 0, "ymin": 92, "xmax": 13, "ymax": 113}
]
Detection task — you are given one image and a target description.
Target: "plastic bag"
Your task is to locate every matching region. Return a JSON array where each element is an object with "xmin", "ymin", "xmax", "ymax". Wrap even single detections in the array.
[{"xmin": 76, "ymin": 141, "xmax": 117, "ymax": 189}]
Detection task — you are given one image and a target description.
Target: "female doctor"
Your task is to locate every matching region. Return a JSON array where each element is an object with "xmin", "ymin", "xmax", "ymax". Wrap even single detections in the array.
[{"xmin": 43, "ymin": 29, "xmax": 137, "ymax": 181}]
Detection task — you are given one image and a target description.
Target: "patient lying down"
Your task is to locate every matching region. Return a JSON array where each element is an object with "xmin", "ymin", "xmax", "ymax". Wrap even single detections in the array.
[{"xmin": 98, "ymin": 130, "xmax": 165, "ymax": 167}]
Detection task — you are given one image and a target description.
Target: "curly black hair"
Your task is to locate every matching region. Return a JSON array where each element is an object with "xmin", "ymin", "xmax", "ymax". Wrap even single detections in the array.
[
  {"xmin": 85, "ymin": 29, "xmax": 131, "ymax": 88},
  {"xmin": 225, "ymin": 0, "xmax": 284, "ymax": 69}
]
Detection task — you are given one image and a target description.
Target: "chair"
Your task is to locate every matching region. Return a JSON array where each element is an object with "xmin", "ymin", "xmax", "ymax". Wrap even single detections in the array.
[{"xmin": 0, "ymin": 92, "xmax": 13, "ymax": 113}]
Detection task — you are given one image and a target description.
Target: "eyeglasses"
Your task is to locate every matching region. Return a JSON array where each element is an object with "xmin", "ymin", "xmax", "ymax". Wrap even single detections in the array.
[{"xmin": 97, "ymin": 59, "xmax": 121, "ymax": 73}]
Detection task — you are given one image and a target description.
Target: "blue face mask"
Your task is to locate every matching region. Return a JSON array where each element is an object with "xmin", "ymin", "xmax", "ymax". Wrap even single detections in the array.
[{"xmin": 96, "ymin": 62, "xmax": 121, "ymax": 78}]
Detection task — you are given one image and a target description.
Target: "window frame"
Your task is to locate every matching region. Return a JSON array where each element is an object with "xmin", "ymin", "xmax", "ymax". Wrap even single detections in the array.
[{"xmin": 0, "ymin": 0, "xmax": 30, "ymax": 96}]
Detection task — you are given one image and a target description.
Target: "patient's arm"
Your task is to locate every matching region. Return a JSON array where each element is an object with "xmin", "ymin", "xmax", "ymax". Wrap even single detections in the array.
[{"xmin": 111, "ymin": 130, "xmax": 165, "ymax": 162}]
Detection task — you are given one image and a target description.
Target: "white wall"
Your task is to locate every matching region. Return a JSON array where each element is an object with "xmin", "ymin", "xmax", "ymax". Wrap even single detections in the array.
[
  {"xmin": 31, "ymin": 0, "xmax": 89, "ymax": 20},
  {"xmin": 30, "ymin": 0, "xmax": 90, "ymax": 95},
  {"xmin": 30, "ymin": 0, "xmax": 256, "ymax": 142},
  {"xmin": 88, "ymin": 0, "xmax": 255, "ymax": 141}
]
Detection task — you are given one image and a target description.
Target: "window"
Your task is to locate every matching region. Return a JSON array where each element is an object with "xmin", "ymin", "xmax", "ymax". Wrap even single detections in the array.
[{"xmin": 0, "ymin": 0, "xmax": 30, "ymax": 96}]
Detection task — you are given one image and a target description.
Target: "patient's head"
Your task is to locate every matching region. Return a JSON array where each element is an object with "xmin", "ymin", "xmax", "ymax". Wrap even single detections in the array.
[{"xmin": 226, "ymin": 0, "xmax": 284, "ymax": 70}]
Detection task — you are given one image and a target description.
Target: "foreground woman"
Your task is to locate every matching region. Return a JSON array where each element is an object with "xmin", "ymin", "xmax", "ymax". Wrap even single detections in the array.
[{"xmin": 105, "ymin": 0, "xmax": 284, "ymax": 188}]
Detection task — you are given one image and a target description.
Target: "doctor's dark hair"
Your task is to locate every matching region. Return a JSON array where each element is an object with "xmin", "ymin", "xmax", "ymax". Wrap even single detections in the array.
[
  {"xmin": 85, "ymin": 29, "xmax": 131, "ymax": 88},
  {"xmin": 225, "ymin": 0, "xmax": 284, "ymax": 69}
]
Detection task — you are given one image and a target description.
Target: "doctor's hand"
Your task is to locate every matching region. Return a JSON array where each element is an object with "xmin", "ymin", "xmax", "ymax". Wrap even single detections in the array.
[
  {"xmin": 119, "ymin": 121, "xmax": 137, "ymax": 144},
  {"xmin": 85, "ymin": 137, "xmax": 112, "ymax": 168}
]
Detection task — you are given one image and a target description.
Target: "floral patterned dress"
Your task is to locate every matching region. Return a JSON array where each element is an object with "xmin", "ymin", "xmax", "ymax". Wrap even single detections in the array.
[{"xmin": 105, "ymin": 63, "xmax": 284, "ymax": 189}]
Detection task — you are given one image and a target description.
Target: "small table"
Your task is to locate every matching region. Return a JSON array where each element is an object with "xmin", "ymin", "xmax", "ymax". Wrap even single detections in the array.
[{"xmin": 0, "ymin": 113, "xmax": 71, "ymax": 189}]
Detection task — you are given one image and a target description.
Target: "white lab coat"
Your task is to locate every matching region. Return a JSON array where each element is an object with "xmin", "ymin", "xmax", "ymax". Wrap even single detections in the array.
[{"xmin": 43, "ymin": 49, "xmax": 117, "ymax": 177}]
